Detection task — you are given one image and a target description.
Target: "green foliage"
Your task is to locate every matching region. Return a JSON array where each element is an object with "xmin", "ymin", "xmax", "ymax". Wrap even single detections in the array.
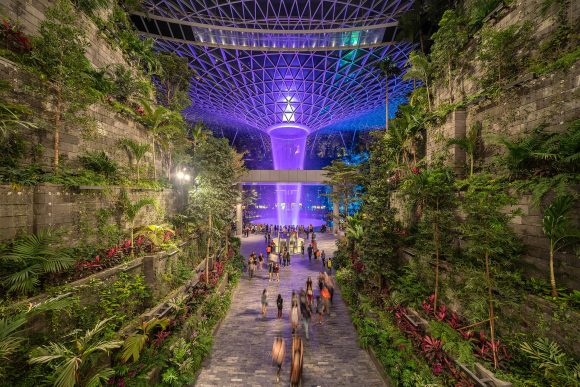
[
  {"xmin": 72, "ymin": 0, "xmax": 111, "ymax": 15},
  {"xmin": 477, "ymin": 22, "xmax": 532, "ymax": 86},
  {"xmin": 0, "ymin": 229, "xmax": 74, "ymax": 295},
  {"xmin": 521, "ymin": 338, "xmax": 580, "ymax": 385},
  {"xmin": 0, "ymin": 80, "xmax": 37, "ymax": 141},
  {"xmin": 79, "ymin": 151, "xmax": 119, "ymax": 180},
  {"xmin": 542, "ymin": 195, "xmax": 580, "ymax": 296},
  {"xmin": 119, "ymin": 139, "xmax": 150, "ymax": 182},
  {"xmin": 29, "ymin": 317, "xmax": 123, "ymax": 387},
  {"xmin": 155, "ymin": 53, "xmax": 194, "ymax": 111},
  {"xmin": 447, "ymin": 122, "xmax": 482, "ymax": 176},
  {"xmin": 28, "ymin": 0, "xmax": 99, "ymax": 167},
  {"xmin": 121, "ymin": 318, "xmax": 169, "ymax": 363},
  {"xmin": 430, "ymin": 10, "xmax": 468, "ymax": 99},
  {"xmin": 323, "ymin": 160, "xmax": 361, "ymax": 219},
  {"xmin": 96, "ymin": 273, "xmax": 149, "ymax": 335},
  {"xmin": 109, "ymin": 65, "xmax": 148, "ymax": 103},
  {"xmin": 467, "ymin": 0, "xmax": 503, "ymax": 31},
  {"xmin": 429, "ymin": 320, "xmax": 477, "ymax": 366},
  {"xmin": 403, "ymin": 51, "xmax": 433, "ymax": 109}
]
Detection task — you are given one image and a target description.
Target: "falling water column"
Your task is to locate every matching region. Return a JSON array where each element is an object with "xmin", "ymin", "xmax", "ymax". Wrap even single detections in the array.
[{"xmin": 268, "ymin": 124, "xmax": 309, "ymax": 226}]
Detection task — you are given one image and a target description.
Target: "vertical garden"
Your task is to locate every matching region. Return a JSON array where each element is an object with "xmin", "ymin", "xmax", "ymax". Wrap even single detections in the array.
[
  {"xmin": 0, "ymin": 0, "xmax": 245, "ymax": 385},
  {"xmin": 329, "ymin": 0, "xmax": 579, "ymax": 385}
]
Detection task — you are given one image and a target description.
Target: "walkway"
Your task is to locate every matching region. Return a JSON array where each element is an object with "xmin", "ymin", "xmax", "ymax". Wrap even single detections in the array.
[{"xmin": 195, "ymin": 233, "xmax": 386, "ymax": 386}]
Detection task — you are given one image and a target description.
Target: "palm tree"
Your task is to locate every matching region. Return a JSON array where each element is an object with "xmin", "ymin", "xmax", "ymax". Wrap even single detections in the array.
[
  {"xmin": 119, "ymin": 139, "xmax": 151, "ymax": 182},
  {"xmin": 0, "ymin": 295, "xmax": 71, "ymax": 379},
  {"xmin": 447, "ymin": 123, "xmax": 480, "ymax": 177},
  {"xmin": 121, "ymin": 318, "xmax": 169, "ymax": 363},
  {"xmin": 542, "ymin": 195, "xmax": 580, "ymax": 297},
  {"xmin": 29, "ymin": 317, "xmax": 122, "ymax": 387},
  {"xmin": 140, "ymin": 100, "xmax": 184, "ymax": 180},
  {"xmin": 375, "ymin": 56, "xmax": 402, "ymax": 132},
  {"xmin": 403, "ymin": 51, "xmax": 433, "ymax": 110},
  {"xmin": 123, "ymin": 196, "xmax": 158, "ymax": 256},
  {"xmin": 1, "ymin": 229, "xmax": 74, "ymax": 294}
]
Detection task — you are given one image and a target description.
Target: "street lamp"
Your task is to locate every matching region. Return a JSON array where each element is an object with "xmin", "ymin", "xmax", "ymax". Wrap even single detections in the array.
[{"xmin": 175, "ymin": 167, "xmax": 191, "ymax": 184}]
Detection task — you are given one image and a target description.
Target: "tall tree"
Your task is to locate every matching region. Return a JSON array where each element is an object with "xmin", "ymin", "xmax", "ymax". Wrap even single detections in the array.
[
  {"xmin": 542, "ymin": 195, "xmax": 579, "ymax": 297},
  {"xmin": 155, "ymin": 52, "xmax": 195, "ymax": 111},
  {"xmin": 323, "ymin": 160, "xmax": 361, "ymax": 221},
  {"xmin": 375, "ymin": 56, "xmax": 402, "ymax": 132},
  {"xmin": 403, "ymin": 51, "xmax": 433, "ymax": 110},
  {"xmin": 430, "ymin": 10, "xmax": 468, "ymax": 102},
  {"xmin": 459, "ymin": 174, "xmax": 520, "ymax": 369},
  {"xmin": 29, "ymin": 0, "xmax": 98, "ymax": 168},
  {"xmin": 119, "ymin": 139, "xmax": 150, "ymax": 182},
  {"xmin": 140, "ymin": 100, "xmax": 184, "ymax": 180}
]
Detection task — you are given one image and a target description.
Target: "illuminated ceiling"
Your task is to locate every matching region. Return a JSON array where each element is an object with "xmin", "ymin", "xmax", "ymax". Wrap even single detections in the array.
[{"xmin": 132, "ymin": 1, "xmax": 415, "ymax": 159}]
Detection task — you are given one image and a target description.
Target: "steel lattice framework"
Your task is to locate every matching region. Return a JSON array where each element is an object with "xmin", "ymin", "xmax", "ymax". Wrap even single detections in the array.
[{"xmin": 133, "ymin": 0, "xmax": 415, "ymax": 142}]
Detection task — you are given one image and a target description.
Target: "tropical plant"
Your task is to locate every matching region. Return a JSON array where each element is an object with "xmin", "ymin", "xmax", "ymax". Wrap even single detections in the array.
[
  {"xmin": 375, "ymin": 56, "xmax": 402, "ymax": 132},
  {"xmin": 0, "ymin": 295, "xmax": 71, "ymax": 379},
  {"xmin": 521, "ymin": 338, "xmax": 580, "ymax": 385},
  {"xmin": 72, "ymin": 0, "xmax": 111, "ymax": 15},
  {"xmin": 458, "ymin": 174, "xmax": 519, "ymax": 368},
  {"xmin": 29, "ymin": 0, "xmax": 98, "ymax": 168},
  {"xmin": 323, "ymin": 160, "xmax": 361, "ymax": 221},
  {"xmin": 119, "ymin": 139, "xmax": 150, "ymax": 181},
  {"xmin": 29, "ymin": 317, "xmax": 123, "ymax": 387},
  {"xmin": 429, "ymin": 10, "xmax": 468, "ymax": 101},
  {"xmin": 134, "ymin": 224, "xmax": 175, "ymax": 248},
  {"xmin": 119, "ymin": 192, "xmax": 158, "ymax": 255},
  {"xmin": 401, "ymin": 166, "xmax": 456, "ymax": 313},
  {"xmin": 541, "ymin": 195, "xmax": 580, "ymax": 297},
  {"xmin": 0, "ymin": 80, "xmax": 37, "ymax": 141},
  {"xmin": 120, "ymin": 317, "xmax": 169, "ymax": 363},
  {"xmin": 79, "ymin": 151, "xmax": 119, "ymax": 180},
  {"xmin": 140, "ymin": 100, "xmax": 185, "ymax": 180},
  {"xmin": 403, "ymin": 51, "xmax": 433, "ymax": 110},
  {"xmin": 156, "ymin": 52, "xmax": 195, "ymax": 111},
  {"xmin": 447, "ymin": 122, "xmax": 481, "ymax": 177},
  {"xmin": 0, "ymin": 229, "xmax": 74, "ymax": 294}
]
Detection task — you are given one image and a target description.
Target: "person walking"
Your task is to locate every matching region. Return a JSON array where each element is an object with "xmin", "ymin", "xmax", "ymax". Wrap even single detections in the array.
[
  {"xmin": 315, "ymin": 249, "xmax": 321, "ymax": 260},
  {"xmin": 274, "ymin": 262, "xmax": 280, "ymax": 282},
  {"xmin": 272, "ymin": 337, "xmax": 285, "ymax": 383},
  {"xmin": 306, "ymin": 277, "xmax": 314, "ymax": 307},
  {"xmin": 277, "ymin": 294, "xmax": 284, "ymax": 319},
  {"xmin": 321, "ymin": 285, "xmax": 331, "ymax": 315},
  {"xmin": 258, "ymin": 253, "xmax": 264, "ymax": 271},
  {"xmin": 326, "ymin": 256, "xmax": 333, "ymax": 275},
  {"xmin": 248, "ymin": 255, "xmax": 256, "ymax": 279},
  {"xmin": 315, "ymin": 295, "xmax": 324, "ymax": 325},
  {"xmin": 321, "ymin": 252, "xmax": 326, "ymax": 269},
  {"xmin": 307, "ymin": 244, "xmax": 313, "ymax": 261},
  {"xmin": 286, "ymin": 249, "xmax": 291, "ymax": 267},
  {"xmin": 261, "ymin": 289, "xmax": 268, "ymax": 318},
  {"xmin": 290, "ymin": 299, "xmax": 299, "ymax": 334},
  {"xmin": 299, "ymin": 292, "xmax": 311, "ymax": 340}
]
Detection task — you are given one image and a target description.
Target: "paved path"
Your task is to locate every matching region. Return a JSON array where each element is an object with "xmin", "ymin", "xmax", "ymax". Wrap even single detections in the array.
[{"xmin": 195, "ymin": 233, "xmax": 386, "ymax": 387}]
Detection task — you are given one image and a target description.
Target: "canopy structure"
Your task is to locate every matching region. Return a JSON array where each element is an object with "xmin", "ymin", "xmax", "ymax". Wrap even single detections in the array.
[{"xmin": 132, "ymin": 0, "xmax": 415, "ymax": 224}]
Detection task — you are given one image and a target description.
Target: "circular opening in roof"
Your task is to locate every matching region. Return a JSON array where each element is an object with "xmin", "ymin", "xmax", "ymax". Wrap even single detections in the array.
[{"xmin": 267, "ymin": 124, "xmax": 310, "ymax": 140}]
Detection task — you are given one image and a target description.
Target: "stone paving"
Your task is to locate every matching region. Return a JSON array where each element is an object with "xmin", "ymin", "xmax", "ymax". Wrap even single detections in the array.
[{"xmin": 195, "ymin": 233, "xmax": 386, "ymax": 387}]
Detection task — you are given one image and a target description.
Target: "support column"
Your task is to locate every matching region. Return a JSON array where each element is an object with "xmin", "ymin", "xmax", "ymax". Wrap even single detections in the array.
[
  {"xmin": 236, "ymin": 184, "xmax": 243, "ymax": 236},
  {"xmin": 332, "ymin": 185, "xmax": 340, "ymax": 234}
]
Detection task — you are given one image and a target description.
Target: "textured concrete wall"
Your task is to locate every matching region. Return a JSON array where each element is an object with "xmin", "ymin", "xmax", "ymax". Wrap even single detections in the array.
[
  {"xmin": 424, "ymin": 0, "xmax": 580, "ymax": 289},
  {"xmin": 0, "ymin": 184, "xmax": 180, "ymax": 243}
]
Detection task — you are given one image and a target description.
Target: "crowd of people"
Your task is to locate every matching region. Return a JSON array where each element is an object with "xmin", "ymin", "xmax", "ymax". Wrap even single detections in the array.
[{"xmin": 242, "ymin": 224, "xmax": 336, "ymax": 384}]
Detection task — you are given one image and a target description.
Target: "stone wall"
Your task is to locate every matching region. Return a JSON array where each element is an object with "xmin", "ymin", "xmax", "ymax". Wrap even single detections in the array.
[
  {"xmin": 0, "ymin": 183, "xmax": 183, "ymax": 243},
  {"xmin": 423, "ymin": 0, "xmax": 580, "ymax": 289},
  {"xmin": 0, "ymin": 0, "xmax": 127, "ymax": 69}
]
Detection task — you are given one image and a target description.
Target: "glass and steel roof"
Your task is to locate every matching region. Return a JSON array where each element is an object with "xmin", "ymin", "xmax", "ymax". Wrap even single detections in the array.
[{"xmin": 132, "ymin": 0, "xmax": 414, "ymax": 156}]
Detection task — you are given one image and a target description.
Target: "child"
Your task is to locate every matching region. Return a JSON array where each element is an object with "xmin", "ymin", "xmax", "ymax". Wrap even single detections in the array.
[
  {"xmin": 277, "ymin": 294, "xmax": 283, "ymax": 319},
  {"xmin": 274, "ymin": 263, "xmax": 280, "ymax": 282}
]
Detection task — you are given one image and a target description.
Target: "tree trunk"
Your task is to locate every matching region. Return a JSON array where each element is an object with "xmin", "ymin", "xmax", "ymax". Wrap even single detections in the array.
[
  {"xmin": 485, "ymin": 251, "xmax": 498, "ymax": 369},
  {"xmin": 53, "ymin": 86, "xmax": 62, "ymax": 168},
  {"xmin": 152, "ymin": 139, "xmax": 157, "ymax": 180},
  {"xmin": 426, "ymin": 82, "xmax": 432, "ymax": 111},
  {"xmin": 549, "ymin": 242, "xmax": 558, "ymax": 297},
  {"xmin": 385, "ymin": 81, "xmax": 389, "ymax": 132},
  {"xmin": 433, "ymin": 199, "xmax": 440, "ymax": 314},
  {"xmin": 419, "ymin": 31, "xmax": 426, "ymax": 55},
  {"xmin": 469, "ymin": 154, "xmax": 474, "ymax": 177},
  {"xmin": 136, "ymin": 160, "xmax": 140, "ymax": 182},
  {"xmin": 448, "ymin": 61, "xmax": 453, "ymax": 103},
  {"xmin": 130, "ymin": 221, "xmax": 135, "ymax": 257},
  {"xmin": 205, "ymin": 209, "xmax": 212, "ymax": 284}
]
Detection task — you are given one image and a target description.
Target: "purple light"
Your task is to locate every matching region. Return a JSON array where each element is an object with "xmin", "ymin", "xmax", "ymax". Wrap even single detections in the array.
[{"xmin": 269, "ymin": 124, "xmax": 308, "ymax": 225}]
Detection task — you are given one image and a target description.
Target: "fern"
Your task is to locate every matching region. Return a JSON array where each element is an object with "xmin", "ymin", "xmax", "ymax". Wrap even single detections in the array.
[{"xmin": 521, "ymin": 338, "xmax": 580, "ymax": 384}]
